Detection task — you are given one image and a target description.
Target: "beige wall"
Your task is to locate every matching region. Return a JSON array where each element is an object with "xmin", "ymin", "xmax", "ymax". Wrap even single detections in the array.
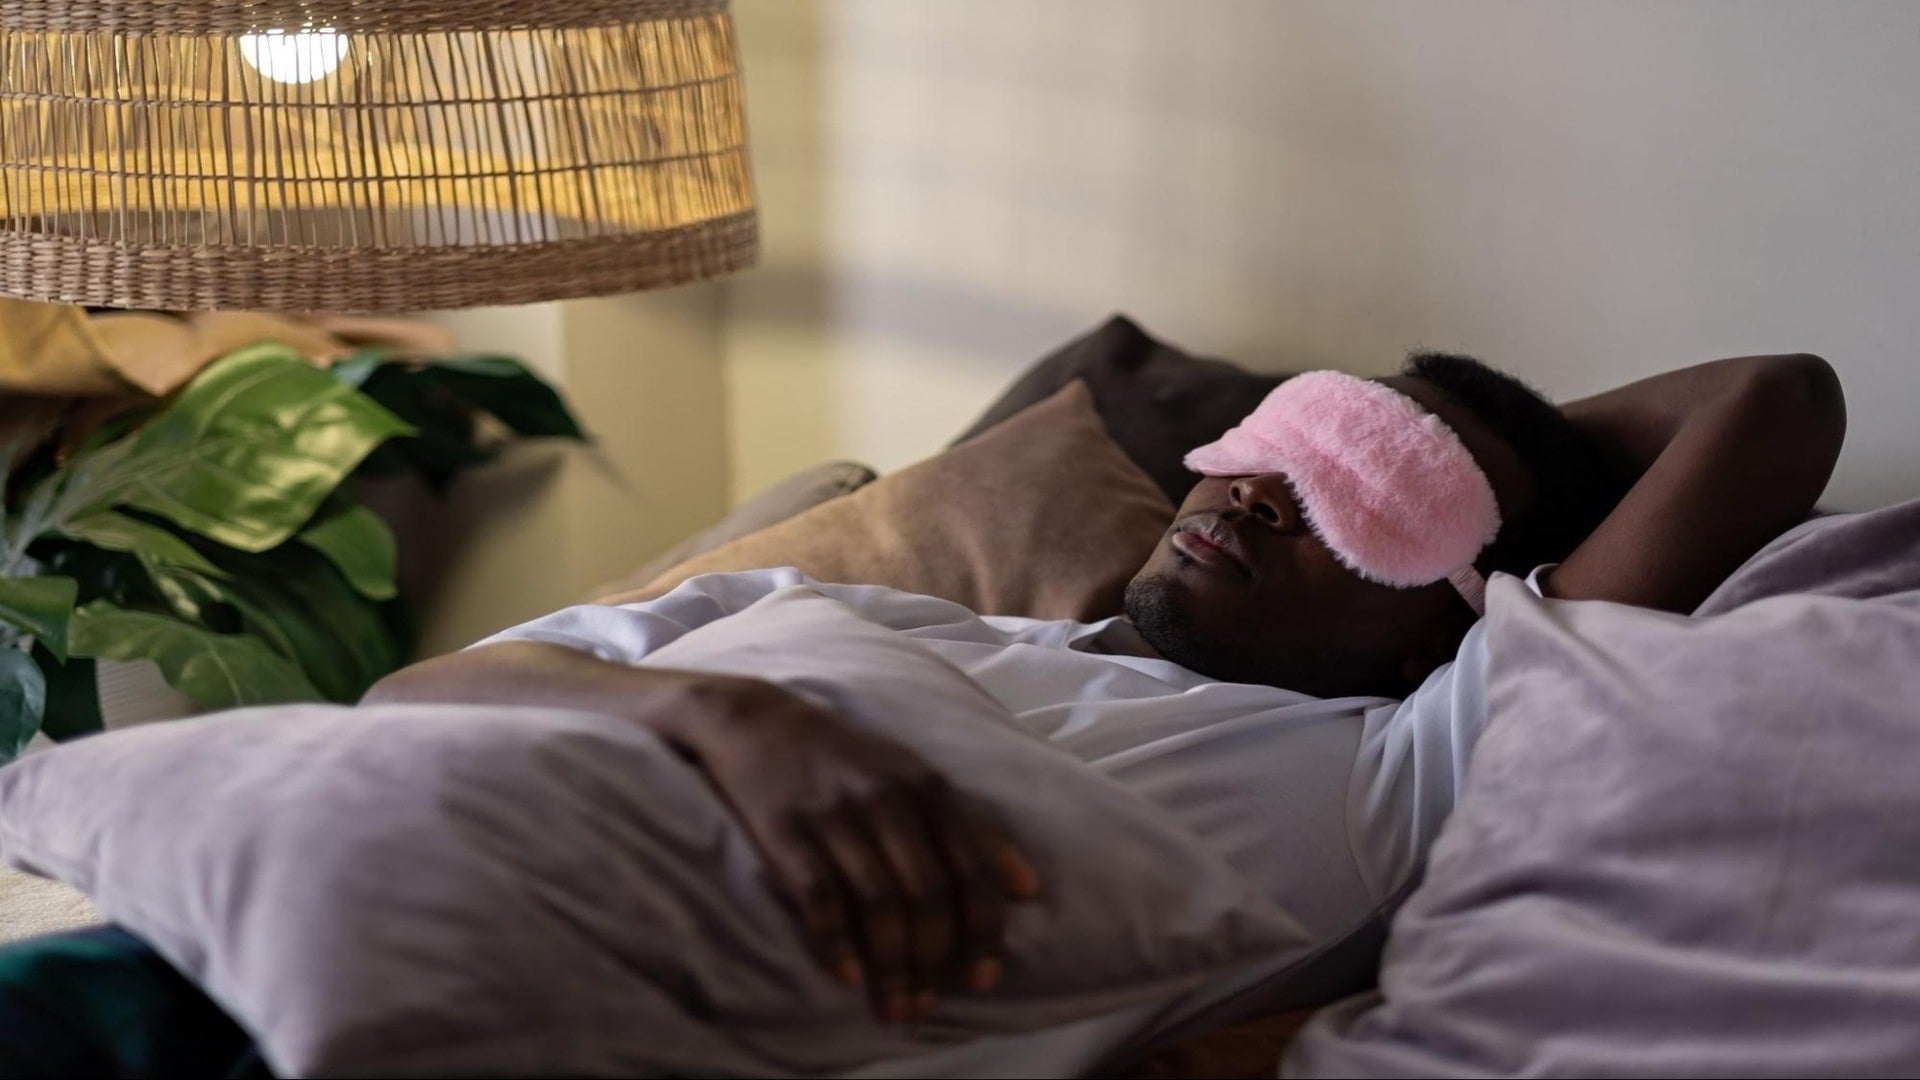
[
  {"xmin": 418, "ymin": 288, "xmax": 730, "ymax": 654},
  {"xmin": 420, "ymin": 0, "xmax": 1920, "ymax": 645},
  {"xmin": 725, "ymin": 0, "xmax": 1920, "ymax": 510}
]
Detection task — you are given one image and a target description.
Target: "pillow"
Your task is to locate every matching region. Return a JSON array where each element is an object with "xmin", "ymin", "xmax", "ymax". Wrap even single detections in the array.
[
  {"xmin": 590, "ymin": 460, "xmax": 877, "ymax": 600},
  {"xmin": 950, "ymin": 315, "xmax": 1289, "ymax": 506},
  {"xmin": 604, "ymin": 380, "xmax": 1175, "ymax": 621},
  {"xmin": 1694, "ymin": 499, "xmax": 1920, "ymax": 615},
  {"xmin": 0, "ymin": 585, "xmax": 1317, "ymax": 1077},
  {"xmin": 1284, "ymin": 550, "xmax": 1920, "ymax": 1077}
]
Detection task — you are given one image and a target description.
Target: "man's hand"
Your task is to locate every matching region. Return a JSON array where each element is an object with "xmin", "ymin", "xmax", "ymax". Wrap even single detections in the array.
[
  {"xmin": 367, "ymin": 644, "xmax": 1041, "ymax": 1023},
  {"xmin": 668, "ymin": 676, "xmax": 1040, "ymax": 1022}
]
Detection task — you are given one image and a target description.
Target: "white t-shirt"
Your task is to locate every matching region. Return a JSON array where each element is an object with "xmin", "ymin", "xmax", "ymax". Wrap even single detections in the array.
[
  {"xmin": 483, "ymin": 566, "xmax": 1543, "ymax": 948},
  {"xmin": 481, "ymin": 567, "xmax": 1547, "ymax": 1075}
]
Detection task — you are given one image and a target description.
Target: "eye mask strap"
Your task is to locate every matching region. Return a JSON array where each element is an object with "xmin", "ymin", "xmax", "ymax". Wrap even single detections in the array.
[{"xmin": 1446, "ymin": 566, "xmax": 1489, "ymax": 617}]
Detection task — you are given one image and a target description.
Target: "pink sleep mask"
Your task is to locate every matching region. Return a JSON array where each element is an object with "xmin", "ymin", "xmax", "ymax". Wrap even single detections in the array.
[{"xmin": 1183, "ymin": 370, "xmax": 1502, "ymax": 614}]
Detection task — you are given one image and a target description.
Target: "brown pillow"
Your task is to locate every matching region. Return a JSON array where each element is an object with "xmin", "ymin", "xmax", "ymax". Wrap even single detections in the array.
[
  {"xmin": 599, "ymin": 381, "xmax": 1174, "ymax": 621},
  {"xmin": 588, "ymin": 461, "xmax": 878, "ymax": 600}
]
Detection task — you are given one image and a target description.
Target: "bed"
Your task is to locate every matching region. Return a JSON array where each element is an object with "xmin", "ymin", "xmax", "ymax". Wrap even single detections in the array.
[{"xmin": 5, "ymin": 316, "xmax": 1919, "ymax": 1078}]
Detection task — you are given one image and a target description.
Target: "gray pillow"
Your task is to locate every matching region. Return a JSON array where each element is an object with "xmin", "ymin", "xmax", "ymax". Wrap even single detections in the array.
[
  {"xmin": 1695, "ymin": 500, "xmax": 1920, "ymax": 614},
  {"xmin": 0, "ymin": 585, "xmax": 1316, "ymax": 1078},
  {"xmin": 1285, "ymin": 504, "xmax": 1920, "ymax": 1078}
]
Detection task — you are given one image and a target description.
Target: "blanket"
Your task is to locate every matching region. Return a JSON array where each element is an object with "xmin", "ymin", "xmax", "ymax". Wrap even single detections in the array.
[{"xmin": 1285, "ymin": 498, "xmax": 1920, "ymax": 1077}]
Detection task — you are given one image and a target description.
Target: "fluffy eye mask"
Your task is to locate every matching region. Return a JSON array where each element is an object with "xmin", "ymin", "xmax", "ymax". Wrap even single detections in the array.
[{"xmin": 1183, "ymin": 370, "xmax": 1502, "ymax": 614}]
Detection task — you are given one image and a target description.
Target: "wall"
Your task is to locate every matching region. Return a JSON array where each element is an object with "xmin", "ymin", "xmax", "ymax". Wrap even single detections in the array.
[
  {"xmin": 418, "ymin": 289, "xmax": 730, "ymax": 655},
  {"xmin": 724, "ymin": 0, "xmax": 1920, "ymax": 510},
  {"xmin": 415, "ymin": 0, "xmax": 1918, "ymax": 647}
]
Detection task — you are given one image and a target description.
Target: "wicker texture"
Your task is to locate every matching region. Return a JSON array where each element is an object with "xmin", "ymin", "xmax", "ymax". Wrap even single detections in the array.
[
  {"xmin": 0, "ymin": 2, "xmax": 756, "ymax": 311},
  {"xmin": 0, "ymin": 2, "xmax": 728, "ymax": 34}
]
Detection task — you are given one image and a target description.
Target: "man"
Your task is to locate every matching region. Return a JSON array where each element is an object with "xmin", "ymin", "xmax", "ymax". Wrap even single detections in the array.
[
  {"xmin": 368, "ymin": 350, "xmax": 1845, "ymax": 1032},
  {"xmin": 0, "ymin": 351, "xmax": 1847, "ymax": 1078}
]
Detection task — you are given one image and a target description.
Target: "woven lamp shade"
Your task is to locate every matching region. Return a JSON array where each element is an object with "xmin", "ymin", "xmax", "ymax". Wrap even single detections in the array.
[{"xmin": 0, "ymin": 0, "xmax": 756, "ymax": 312}]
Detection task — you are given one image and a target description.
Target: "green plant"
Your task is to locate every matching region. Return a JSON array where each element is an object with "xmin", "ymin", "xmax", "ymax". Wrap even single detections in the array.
[{"xmin": 0, "ymin": 343, "xmax": 585, "ymax": 761}]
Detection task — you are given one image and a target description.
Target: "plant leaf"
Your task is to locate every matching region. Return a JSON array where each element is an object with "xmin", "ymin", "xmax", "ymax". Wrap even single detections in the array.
[
  {"xmin": 296, "ymin": 503, "xmax": 398, "ymax": 601},
  {"xmin": 423, "ymin": 355, "xmax": 588, "ymax": 440},
  {"xmin": 147, "ymin": 543, "xmax": 401, "ymax": 704},
  {"xmin": 67, "ymin": 601, "xmax": 321, "ymax": 709},
  {"xmin": 50, "ymin": 345, "xmax": 414, "ymax": 553},
  {"xmin": 345, "ymin": 364, "xmax": 492, "ymax": 491},
  {"xmin": 0, "ymin": 647, "xmax": 46, "ymax": 762},
  {"xmin": 33, "ymin": 642, "xmax": 101, "ymax": 743},
  {"xmin": 328, "ymin": 349, "xmax": 388, "ymax": 389},
  {"xmin": 56, "ymin": 510, "xmax": 226, "ymax": 577},
  {"xmin": 0, "ymin": 575, "xmax": 78, "ymax": 660},
  {"xmin": 216, "ymin": 545, "xmax": 402, "ymax": 703}
]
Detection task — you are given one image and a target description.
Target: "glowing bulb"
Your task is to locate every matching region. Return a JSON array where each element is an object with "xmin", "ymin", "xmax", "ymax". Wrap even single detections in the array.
[{"xmin": 239, "ymin": 28, "xmax": 348, "ymax": 85}]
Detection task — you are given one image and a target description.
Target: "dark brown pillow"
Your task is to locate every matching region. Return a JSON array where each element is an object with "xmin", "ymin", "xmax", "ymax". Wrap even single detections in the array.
[
  {"xmin": 950, "ymin": 315, "xmax": 1290, "ymax": 506},
  {"xmin": 600, "ymin": 381, "xmax": 1174, "ymax": 621}
]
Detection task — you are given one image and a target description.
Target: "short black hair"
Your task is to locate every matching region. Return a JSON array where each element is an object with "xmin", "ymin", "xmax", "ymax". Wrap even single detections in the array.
[{"xmin": 1403, "ymin": 352, "xmax": 1629, "ymax": 578}]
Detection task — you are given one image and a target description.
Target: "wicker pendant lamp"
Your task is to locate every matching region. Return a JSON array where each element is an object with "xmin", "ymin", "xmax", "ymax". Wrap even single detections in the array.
[{"xmin": 0, "ymin": 0, "xmax": 756, "ymax": 312}]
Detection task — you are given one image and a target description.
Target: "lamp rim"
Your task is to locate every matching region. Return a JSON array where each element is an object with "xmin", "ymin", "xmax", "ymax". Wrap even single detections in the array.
[
  {"xmin": 0, "ymin": 0, "xmax": 728, "ymax": 35},
  {"xmin": 0, "ymin": 210, "xmax": 758, "ymax": 313}
]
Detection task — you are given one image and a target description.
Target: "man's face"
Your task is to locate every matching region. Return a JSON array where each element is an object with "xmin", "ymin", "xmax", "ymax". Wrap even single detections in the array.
[{"xmin": 1123, "ymin": 376, "xmax": 1530, "ymax": 697}]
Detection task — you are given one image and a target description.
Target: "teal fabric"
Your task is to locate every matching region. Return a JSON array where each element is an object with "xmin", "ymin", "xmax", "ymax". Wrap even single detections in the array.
[{"xmin": 0, "ymin": 925, "xmax": 270, "ymax": 1079}]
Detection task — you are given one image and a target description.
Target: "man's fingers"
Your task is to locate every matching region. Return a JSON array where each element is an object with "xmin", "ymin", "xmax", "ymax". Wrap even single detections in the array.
[
  {"xmin": 811, "ymin": 808, "xmax": 915, "ymax": 1023},
  {"xmin": 868, "ymin": 788, "xmax": 958, "ymax": 1014},
  {"xmin": 923, "ymin": 799, "xmax": 1010, "ymax": 993},
  {"xmin": 762, "ymin": 819, "xmax": 863, "ymax": 989},
  {"xmin": 983, "ymin": 825, "xmax": 1042, "ymax": 900}
]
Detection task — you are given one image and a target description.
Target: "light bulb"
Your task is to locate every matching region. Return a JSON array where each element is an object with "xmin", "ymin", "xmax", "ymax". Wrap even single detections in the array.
[{"xmin": 239, "ymin": 28, "xmax": 348, "ymax": 85}]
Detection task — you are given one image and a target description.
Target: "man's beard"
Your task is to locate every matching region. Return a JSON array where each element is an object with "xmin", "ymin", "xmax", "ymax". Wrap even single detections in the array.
[{"xmin": 1123, "ymin": 573, "xmax": 1248, "ymax": 682}]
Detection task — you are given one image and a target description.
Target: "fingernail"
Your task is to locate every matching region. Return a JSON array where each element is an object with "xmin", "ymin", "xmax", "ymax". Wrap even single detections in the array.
[
  {"xmin": 834, "ymin": 957, "xmax": 865, "ymax": 989},
  {"xmin": 969, "ymin": 957, "xmax": 1003, "ymax": 992},
  {"xmin": 999, "ymin": 850, "xmax": 1043, "ymax": 898}
]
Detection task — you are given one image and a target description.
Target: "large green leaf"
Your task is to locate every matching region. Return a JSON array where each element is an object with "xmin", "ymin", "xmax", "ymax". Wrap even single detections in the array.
[
  {"xmin": 0, "ymin": 575, "xmax": 77, "ymax": 660},
  {"xmin": 296, "ymin": 503, "xmax": 398, "ymax": 601},
  {"xmin": 0, "ymin": 647, "xmax": 46, "ymax": 762},
  {"xmin": 55, "ymin": 510, "xmax": 226, "ymax": 577},
  {"xmin": 67, "ymin": 602, "xmax": 321, "ymax": 709},
  {"xmin": 341, "ymin": 364, "xmax": 492, "ymax": 490},
  {"xmin": 49, "ymin": 345, "xmax": 413, "ymax": 553},
  {"xmin": 146, "ymin": 543, "xmax": 401, "ymax": 704},
  {"xmin": 142, "ymin": 561, "xmax": 235, "ymax": 631},
  {"xmin": 33, "ymin": 643, "xmax": 101, "ymax": 743},
  {"xmin": 423, "ymin": 355, "xmax": 588, "ymax": 440},
  {"xmin": 220, "ymin": 545, "xmax": 401, "ymax": 703},
  {"xmin": 29, "ymin": 540, "xmax": 160, "ymax": 614},
  {"xmin": 339, "ymin": 353, "xmax": 586, "ymax": 491}
]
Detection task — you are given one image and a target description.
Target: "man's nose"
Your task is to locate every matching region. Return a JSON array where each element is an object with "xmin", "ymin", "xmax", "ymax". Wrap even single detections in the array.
[{"xmin": 1228, "ymin": 474, "xmax": 1304, "ymax": 532}]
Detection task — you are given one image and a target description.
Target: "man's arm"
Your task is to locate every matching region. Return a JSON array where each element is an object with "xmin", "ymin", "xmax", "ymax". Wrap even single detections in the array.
[
  {"xmin": 365, "ymin": 645, "xmax": 1038, "ymax": 1023},
  {"xmin": 1549, "ymin": 353, "xmax": 1846, "ymax": 612}
]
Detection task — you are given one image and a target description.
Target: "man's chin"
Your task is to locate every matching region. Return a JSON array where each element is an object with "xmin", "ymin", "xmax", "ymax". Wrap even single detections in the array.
[{"xmin": 1123, "ymin": 572, "xmax": 1232, "ymax": 678}]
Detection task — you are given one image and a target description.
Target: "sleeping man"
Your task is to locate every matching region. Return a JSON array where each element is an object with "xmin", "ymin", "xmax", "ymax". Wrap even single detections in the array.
[
  {"xmin": 0, "ymin": 351, "xmax": 1845, "ymax": 1078},
  {"xmin": 367, "ymin": 352, "xmax": 1843, "ymax": 1057}
]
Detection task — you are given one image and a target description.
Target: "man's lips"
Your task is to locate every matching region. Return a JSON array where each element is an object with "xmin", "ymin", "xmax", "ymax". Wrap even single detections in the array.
[{"xmin": 1169, "ymin": 517, "xmax": 1253, "ymax": 578}]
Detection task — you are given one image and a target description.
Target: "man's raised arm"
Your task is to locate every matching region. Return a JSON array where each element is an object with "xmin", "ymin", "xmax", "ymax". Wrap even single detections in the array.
[{"xmin": 1550, "ymin": 353, "xmax": 1846, "ymax": 612}]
